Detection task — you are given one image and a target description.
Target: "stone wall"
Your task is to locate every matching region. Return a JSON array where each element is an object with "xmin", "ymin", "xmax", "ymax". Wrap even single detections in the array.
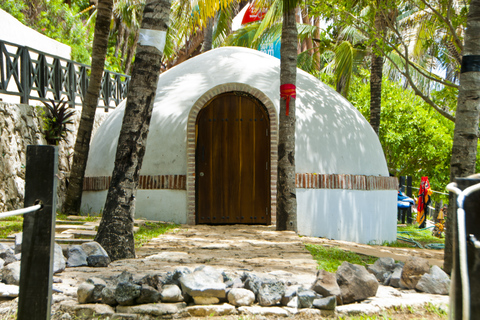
[{"xmin": 0, "ymin": 102, "xmax": 108, "ymax": 212}]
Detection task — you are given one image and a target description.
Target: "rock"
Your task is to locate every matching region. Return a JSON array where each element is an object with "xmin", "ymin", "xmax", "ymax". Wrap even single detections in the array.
[
  {"xmin": 280, "ymin": 285, "xmax": 298, "ymax": 306},
  {"xmin": 66, "ymin": 245, "xmax": 88, "ymax": 267},
  {"xmin": 0, "ymin": 283, "xmax": 19, "ymax": 297},
  {"xmin": 1, "ymin": 248, "xmax": 17, "ymax": 266},
  {"xmin": 116, "ymin": 302, "xmax": 187, "ymax": 316},
  {"xmin": 179, "ymin": 265, "xmax": 226, "ymax": 298},
  {"xmin": 415, "ymin": 265, "xmax": 450, "ymax": 295},
  {"xmin": 367, "ymin": 257, "xmax": 396, "ymax": 283},
  {"xmin": 287, "ymin": 296, "xmax": 299, "ymax": 308},
  {"xmin": 238, "ymin": 306, "xmax": 290, "ymax": 317},
  {"xmin": 136, "ymin": 284, "xmax": 161, "ymax": 304},
  {"xmin": 185, "ymin": 303, "xmax": 237, "ymax": 317},
  {"xmin": 159, "ymin": 267, "xmax": 192, "ymax": 287},
  {"xmin": 242, "ymin": 273, "xmax": 262, "ymax": 294},
  {"xmin": 59, "ymin": 300, "xmax": 115, "ymax": 318},
  {"xmin": 400, "ymin": 257, "xmax": 430, "ymax": 289},
  {"xmin": 115, "ymin": 282, "xmax": 142, "ymax": 306},
  {"xmin": 2, "ymin": 261, "xmax": 20, "ymax": 285},
  {"xmin": 112, "ymin": 270, "xmax": 134, "ymax": 285},
  {"xmin": 77, "ymin": 281, "xmax": 95, "ymax": 304},
  {"xmin": 227, "ymin": 288, "xmax": 255, "ymax": 306},
  {"xmin": 138, "ymin": 273, "xmax": 161, "ymax": 290},
  {"xmin": 14, "ymin": 233, "xmax": 22, "ymax": 254},
  {"xmin": 389, "ymin": 266, "xmax": 403, "ymax": 288},
  {"xmin": 81, "ymin": 241, "xmax": 109, "ymax": 257},
  {"xmin": 297, "ymin": 288, "xmax": 318, "ymax": 308},
  {"xmin": 101, "ymin": 286, "xmax": 117, "ymax": 306},
  {"xmin": 161, "ymin": 284, "xmax": 183, "ymax": 302},
  {"xmin": 86, "ymin": 255, "xmax": 110, "ymax": 267},
  {"xmin": 311, "ymin": 269, "xmax": 341, "ymax": 303},
  {"xmin": 193, "ymin": 296, "xmax": 220, "ymax": 305},
  {"xmin": 313, "ymin": 296, "xmax": 337, "ymax": 310},
  {"xmin": 54, "ymin": 243, "xmax": 66, "ymax": 273},
  {"xmin": 257, "ymin": 279, "xmax": 286, "ymax": 306},
  {"xmin": 336, "ymin": 262, "xmax": 379, "ymax": 304},
  {"xmin": 89, "ymin": 278, "xmax": 107, "ymax": 301}
]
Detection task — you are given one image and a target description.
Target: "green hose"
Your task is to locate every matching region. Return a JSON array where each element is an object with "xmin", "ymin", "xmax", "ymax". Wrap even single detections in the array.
[{"xmin": 396, "ymin": 226, "xmax": 445, "ymax": 250}]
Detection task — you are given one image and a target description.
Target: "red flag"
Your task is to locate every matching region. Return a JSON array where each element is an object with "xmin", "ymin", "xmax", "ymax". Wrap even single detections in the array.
[{"xmin": 241, "ymin": 2, "xmax": 268, "ymax": 24}]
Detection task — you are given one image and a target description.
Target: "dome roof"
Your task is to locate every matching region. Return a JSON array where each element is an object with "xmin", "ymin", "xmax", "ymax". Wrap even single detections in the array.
[{"xmin": 86, "ymin": 47, "xmax": 388, "ymax": 177}]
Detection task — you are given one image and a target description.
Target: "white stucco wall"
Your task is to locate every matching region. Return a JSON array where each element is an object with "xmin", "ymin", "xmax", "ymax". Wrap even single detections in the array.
[{"xmin": 297, "ymin": 189, "xmax": 397, "ymax": 244}]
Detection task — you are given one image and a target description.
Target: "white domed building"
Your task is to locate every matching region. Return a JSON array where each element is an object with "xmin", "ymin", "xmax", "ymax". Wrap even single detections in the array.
[{"xmin": 82, "ymin": 47, "xmax": 398, "ymax": 244}]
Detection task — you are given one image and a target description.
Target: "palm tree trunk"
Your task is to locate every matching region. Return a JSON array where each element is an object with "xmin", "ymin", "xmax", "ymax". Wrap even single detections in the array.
[
  {"xmin": 369, "ymin": 1, "xmax": 387, "ymax": 136},
  {"xmin": 444, "ymin": 0, "xmax": 480, "ymax": 273},
  {"xmin": 94, "ymin": 0, "xmax": 171, "ymax": 261},
  {"xmin": 61, "ymin": 0, "xmax": 113, "ymax": 215},
  {"xmin": 202, "ymin": 16, "xmax": 214, "ymax": 52},
  {"xmin": 277, "ymin": 2, "xmax": 298, "ymax": 232}
]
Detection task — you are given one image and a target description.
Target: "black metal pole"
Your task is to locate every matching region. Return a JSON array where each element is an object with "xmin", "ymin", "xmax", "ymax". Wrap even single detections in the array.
[
  {"xmin": 17, "ymin": 145, "xmax": 58, "ymax": 320},
  {"xmin": 451, "ymin": 176, "xmax": 480, "ymax": 320}
]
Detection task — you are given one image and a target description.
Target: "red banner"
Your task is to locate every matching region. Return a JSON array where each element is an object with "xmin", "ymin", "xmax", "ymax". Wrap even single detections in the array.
[
  {"xmin": 280, "ymin": 84, "xmax": 296, "ymax": 116},
  {"xmin": 241, "ymin": 2, "xmax": 268, "ymax": 24}
]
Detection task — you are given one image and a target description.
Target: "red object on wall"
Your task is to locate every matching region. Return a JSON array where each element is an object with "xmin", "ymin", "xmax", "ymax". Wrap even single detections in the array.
[
  {"xmin": 280, "ymin": 84, "xmax": 296, "ymax": 116},
  {"xmin": 241, "ymin": 2, "xmax": 268, "ymax": 24}
]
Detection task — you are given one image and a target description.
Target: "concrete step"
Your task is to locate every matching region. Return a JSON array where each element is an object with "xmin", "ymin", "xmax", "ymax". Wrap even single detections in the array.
[
  {"xmin": 61, "ymin": 229, "xmax": 97, "ymax": 238},
  {"xmin": 55, "ymin": 224, "xmax": 96, "ymax": 232}
]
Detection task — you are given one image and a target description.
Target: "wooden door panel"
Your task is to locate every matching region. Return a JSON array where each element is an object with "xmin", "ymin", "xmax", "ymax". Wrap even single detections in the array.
[{"xmin": 196, "ymin": 92, "xmax": 270, "ymax": 224}]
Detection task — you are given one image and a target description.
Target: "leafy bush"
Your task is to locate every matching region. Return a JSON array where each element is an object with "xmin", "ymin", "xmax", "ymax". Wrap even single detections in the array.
[{"xmin": 41, "ymin": 99, "xmax": 76, "ymax": 145}]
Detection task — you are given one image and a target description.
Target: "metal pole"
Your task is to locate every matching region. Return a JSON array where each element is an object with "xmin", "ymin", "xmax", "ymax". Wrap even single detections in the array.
[
  {"xmin": 450, "ymin": 176, "xmax": 480, "ymax": 320},
  {"xmin": 17, "ymin": 145, "xmax": 58, "ymax": 320}
]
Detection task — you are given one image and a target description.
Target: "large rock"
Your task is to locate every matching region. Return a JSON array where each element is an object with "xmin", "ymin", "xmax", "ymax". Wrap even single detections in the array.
[
  {"xmin": 2, "ymin": 261, "xmax": 21, "ymax": 285},
  {"xmin": 280, "ymin": 285, "xmax": 299, "ymax": 307},
  {"xmin": 136, "ymin": 284, "xmax": 161, "ymax": 304},
  {"xmin": 400, "ymin": 257, "xmax": 430, "ymax": 289},
  {"xmin": 313, "ymin": 296, "xmax": 337, "ymax": 310},
  {"xmin": 367, "ymin": 257, "xmax": 396, "ymax": 283},
  {"xmin": 77, "ymin": 278, "xmax": 106, "ymax": 303},
  {"xmin": 161, "ymin": 284, "xmax": 184, "ymax": 302},
  {"xmin": 311, "ymin": 269, "xmax": 342, "ymax": 304},
  {"xmin": 389, "ymin": 265, "xmax": 403, "ymax": 288},
  {"xmin": 101, "ymin": 286, "xmax": 117, "ymax": 306},
  {"xmin": 81, "ymin": 241, "xmax": 110, "ymax": 267},
  {"xmin": 297, "ymin": 288, "xmax": 318, "ymax": 309},
  {"xmin": 228, "ymin": 288, "xmax": 255, "ymax": 306},
  {"xmin": 336, "ymin": 262, "xmax": 379, "ymax": 304},
  {"xmin": 179, "ymin": 265, "xmax": 226, "ymax": 298},
  {"xmin": 115, "ymin": 282, "xmax": 142, "ymax": 306},
  {"xmin": 54, "ymin": 243, "xmax": 66, "ymax": 273},
  {"xmin": 257, "ymin": 279, "xmax": 286, "ymax": 306},
  {"xmin": 0, "ymin": 248, "xmax": 17, "ymax": 266},
  {"xmin": 415, "ymin": 265, "xmax": 450, "ymax": 295},
  {"xmin": 66, "ymin": 245, "xmax": 88, "ymax": 267},
  {"xmin": 86, "ymin": 255, "xmax": 110, "ymax": 267}
]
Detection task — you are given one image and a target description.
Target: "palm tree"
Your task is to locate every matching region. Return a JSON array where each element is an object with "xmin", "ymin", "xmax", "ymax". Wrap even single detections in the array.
[
  {"xmin": 277, "ymin": 0, "xmax": 299, "ymax": 231},
  {"xmin": 94, "ymin": 0, "xmax": 171, "ymax": 261},
  {"xmin": 62, "ymin": 0, "xmax": 113, "ymax": 215}
]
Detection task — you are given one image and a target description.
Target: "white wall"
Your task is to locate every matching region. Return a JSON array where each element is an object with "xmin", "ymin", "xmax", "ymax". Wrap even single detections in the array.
[
  {"xmin": 82, "ymin": 190, "xmax": 188, "ymax": 224},
  {"xmin": 297, "ymin": 189, "xmax": 397, "ymax": 244}
]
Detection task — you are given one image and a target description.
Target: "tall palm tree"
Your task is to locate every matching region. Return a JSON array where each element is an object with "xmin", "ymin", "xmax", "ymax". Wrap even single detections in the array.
[
  {"xmin": 277, "ymin": 0, "xmax": 299, "ymax": 231},
  {"xmin": 94, "ymin": 0, "xmax": 171, "ymax": 261},
  {"xmin": 62, "ymin": 0, "xmax": 113, "ymax": 215}
]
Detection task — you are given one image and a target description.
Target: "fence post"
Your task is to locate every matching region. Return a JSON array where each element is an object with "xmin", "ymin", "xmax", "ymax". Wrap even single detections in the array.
[
  {"xmin": 451, "ymin": 176, "xmax": 480, "ymax": 319},
  {"xmin": 17, "ymin": 145, "xmax": 58, "ymax": 320}
]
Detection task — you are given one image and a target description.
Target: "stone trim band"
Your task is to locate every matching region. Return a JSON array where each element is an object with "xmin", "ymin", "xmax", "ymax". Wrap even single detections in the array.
[{"xmin": 83, "ymin": 174, "xmax": 397, "ymax": 191}]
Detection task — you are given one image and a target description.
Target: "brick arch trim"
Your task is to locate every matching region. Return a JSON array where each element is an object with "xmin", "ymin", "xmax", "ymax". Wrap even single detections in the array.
[{"xmin": 185, "ymin": 83, "xmax": 279, "ymax": 225}]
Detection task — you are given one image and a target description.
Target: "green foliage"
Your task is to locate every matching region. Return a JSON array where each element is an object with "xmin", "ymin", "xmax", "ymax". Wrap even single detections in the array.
[
  {"xmin": 0, "ymin": 0, "xmax": 26, "ymax": 23},
  {"xmin": 305, "ymin": 243, "xmax": 377, "ymax": 272},
  {"xmin": 41, "ymin": 99, "xmax": 76, "ymax": 145},
  {"xmin": 348, "ymin": 70, "xmax": 454, "ymax": 201},
  {"xmin": 396, "ymin": 224, "xmax": 445, "ymax": 245}
]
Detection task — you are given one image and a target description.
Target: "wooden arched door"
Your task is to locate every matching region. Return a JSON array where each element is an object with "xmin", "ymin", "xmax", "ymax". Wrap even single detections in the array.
[{"xmin": 195, "ymin": 92, "xmax": 270, "ymax": 224}]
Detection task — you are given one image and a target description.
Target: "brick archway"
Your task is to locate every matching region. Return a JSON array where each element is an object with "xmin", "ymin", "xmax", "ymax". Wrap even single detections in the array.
[{"xmin": 186, "ymin": 83, "xmax": 278, "ymax": 225}]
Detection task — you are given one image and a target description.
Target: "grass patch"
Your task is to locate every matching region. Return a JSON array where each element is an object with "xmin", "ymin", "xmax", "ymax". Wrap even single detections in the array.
[
  {"xmin": 0, "ymin": 216, "xmax": 23, "ymax": 239},
  {"xmin": 134, "ymin": 221, "xmax": 179, "ymax": 248},
  {"xmin": 380, "ymin": 224, "xmax": 445, "ymax": 249},
  {"xmin": 305, "ymin": 243, "xmax": 377, "ymax": 272}
]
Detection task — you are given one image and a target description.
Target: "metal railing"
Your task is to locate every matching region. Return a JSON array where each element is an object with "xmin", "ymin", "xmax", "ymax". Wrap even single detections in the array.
[{"xmin": 0, "ymin": 39, "xmax": 130, "ymax": 110}]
